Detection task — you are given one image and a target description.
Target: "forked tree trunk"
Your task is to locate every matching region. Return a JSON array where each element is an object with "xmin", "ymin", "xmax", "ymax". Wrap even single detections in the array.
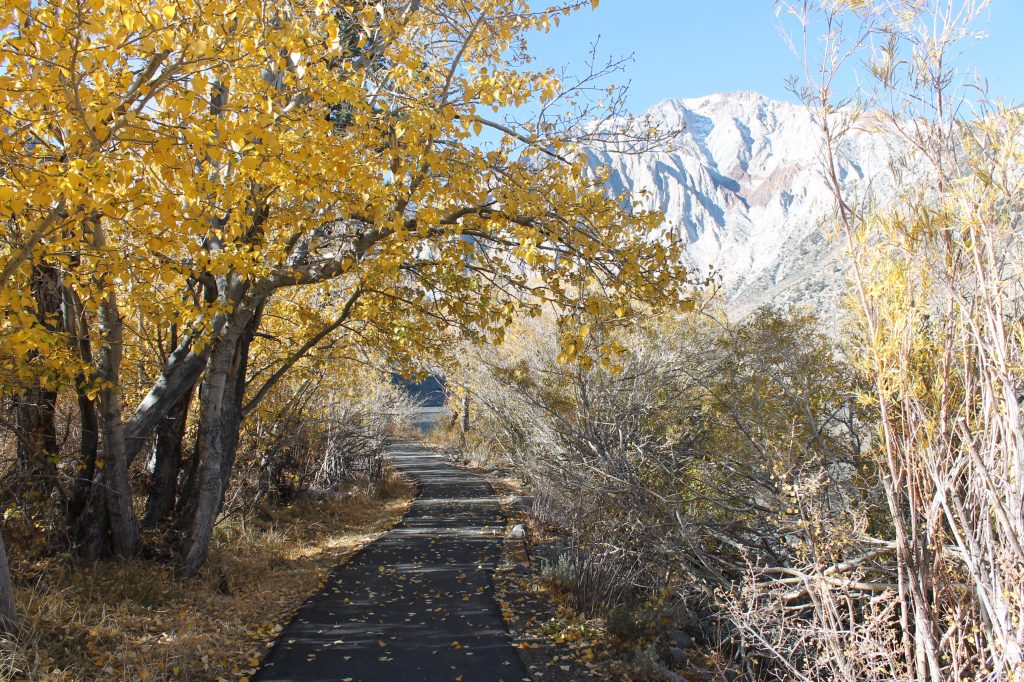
[
  {"xmin": 72, "ymin": 283, "xmax": 211, "ymax": 557},
  {"xmin": 143, "ymin": 387, "xmax": 194, "ymax": 527},
  {"xmin": 177, "ymin": 343, "xmax": 240, "ymax": 577},
  {"xmin": 178, "ymin": 301, "xmax": 262, "ymax": 577}
]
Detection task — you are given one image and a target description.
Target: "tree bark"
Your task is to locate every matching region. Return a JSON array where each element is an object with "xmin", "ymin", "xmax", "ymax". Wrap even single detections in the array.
[
  {"xmin": 178, "ymin": 300, "xmax": 263, "ymax": 577},
  {"xmin": 460, "ymin": 392, "xmax": 471, "ymax": 434},
  {"xmin": 92, "ymin": 218, "xmax": 139, "ymax": 559},
  {"xmin": 65, "ymin": 284, "xmax": 99, "ymax": 525},
  {"xmin": 95, "ymin": 309, "xmax": 139, "ymax": 558},
  {"xmin": 14, "ymin": 262, "xmax": 64, "ymax": 502},
  {"xmin": 0, "ymin": 531, "xmax": 17, "ymax": 633},
  {"xmin": 121, "ymin": 336, "xmax": 211, "ymax": 467},
  {"xmin": 72, "ymin": 280, "xmax": 215, "ymax": 557},
  {"xmin": 67, "ymin": 385, "xmax": 99, "ymax": 522},
  {"xmin": 73, "ymin": 471, "xmax": 111, "ymax": 560},
  {"xmin": 143, "ymin": 386, "xmax": 194, "ymax": 527},
  {"xmin": 74, "ymin": 335, "xmax": 210, "ymax": 558},
  {"xmin": 14, "ymin": 386, "xmax": 59, "ymax": 494}
]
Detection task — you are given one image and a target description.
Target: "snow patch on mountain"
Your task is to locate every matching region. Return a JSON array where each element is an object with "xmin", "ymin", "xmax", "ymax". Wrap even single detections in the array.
[{"xmin": 587, "ymin": 91, "xmax": 903, "ymax": 319}]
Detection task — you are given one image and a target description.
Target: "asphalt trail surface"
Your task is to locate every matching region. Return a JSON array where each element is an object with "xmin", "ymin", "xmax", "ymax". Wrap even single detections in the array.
[{"xmin": 255, "ymin": 441, "xmax": 529, "ymax": 682}]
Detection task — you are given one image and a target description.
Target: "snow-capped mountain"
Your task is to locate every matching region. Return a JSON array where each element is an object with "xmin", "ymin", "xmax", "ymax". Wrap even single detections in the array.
[{"xmin": 587, "ymin": 91, "xmax": 903, "ymax": 320}]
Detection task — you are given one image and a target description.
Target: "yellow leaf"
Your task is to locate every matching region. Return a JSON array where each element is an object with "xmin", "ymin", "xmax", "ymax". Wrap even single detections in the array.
[{"xmin": 162, "ymin": 5, "xmax": 175, "ymax": 20}]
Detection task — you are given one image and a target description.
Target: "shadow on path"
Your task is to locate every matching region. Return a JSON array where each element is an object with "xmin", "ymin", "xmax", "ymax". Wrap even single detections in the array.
[{"xmin": 255, "ymin": 441, "xmax": 530, "ymax": 682}]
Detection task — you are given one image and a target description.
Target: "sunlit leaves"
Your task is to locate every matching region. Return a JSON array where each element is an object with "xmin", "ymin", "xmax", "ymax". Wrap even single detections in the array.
[{"xmin": 0, "ymin": 0, "xmax": 690, "ymax": 401}]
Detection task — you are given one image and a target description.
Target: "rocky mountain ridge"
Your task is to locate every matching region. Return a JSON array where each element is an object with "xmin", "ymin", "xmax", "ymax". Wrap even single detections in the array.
[{"xmin": 587, "ymin": 91, "xmax": 904, "ymax": 320}]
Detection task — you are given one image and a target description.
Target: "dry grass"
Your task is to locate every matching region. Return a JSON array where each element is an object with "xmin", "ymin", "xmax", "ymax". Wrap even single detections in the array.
[
  {"xmin": 423, "ymin": 421, "xmax": 513, "ymax": 473},
  {"xmin": 0, "ymin": 472, "xmax": 415, "ymax": 681}
]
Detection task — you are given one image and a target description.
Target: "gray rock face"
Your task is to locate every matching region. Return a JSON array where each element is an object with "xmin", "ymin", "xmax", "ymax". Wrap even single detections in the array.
[{"xmin": 587, "ymin": 91, "xmax": 905, "ymax": 321}]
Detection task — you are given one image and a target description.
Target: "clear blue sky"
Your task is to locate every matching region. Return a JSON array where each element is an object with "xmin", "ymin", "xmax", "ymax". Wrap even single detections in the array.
[{"xmin": 524, "ymin": 1, "xmax": 1023, "ymax": 114}]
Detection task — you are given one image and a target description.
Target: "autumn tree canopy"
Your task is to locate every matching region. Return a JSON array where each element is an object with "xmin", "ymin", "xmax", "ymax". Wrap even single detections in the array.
[{"xmin": 0, "ymin": 0, "xmax": 688, "ymax": 577}]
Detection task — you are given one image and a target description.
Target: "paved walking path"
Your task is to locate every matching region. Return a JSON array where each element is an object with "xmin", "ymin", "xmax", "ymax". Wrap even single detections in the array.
[{"xmin": 255, "ymin": 441, "xmax": 529, "ymax": 682}]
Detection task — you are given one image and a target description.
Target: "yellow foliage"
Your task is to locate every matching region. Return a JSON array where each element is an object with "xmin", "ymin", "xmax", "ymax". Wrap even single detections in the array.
[{"xmin": 0, "ymin": 0, "xmax": 686, "ymax": 393}]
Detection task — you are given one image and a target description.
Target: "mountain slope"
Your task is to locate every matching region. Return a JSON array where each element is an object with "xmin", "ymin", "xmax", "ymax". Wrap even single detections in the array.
[{"xmin": 587, "ymin": 92, "xmax": 903, "ymax": 319}]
